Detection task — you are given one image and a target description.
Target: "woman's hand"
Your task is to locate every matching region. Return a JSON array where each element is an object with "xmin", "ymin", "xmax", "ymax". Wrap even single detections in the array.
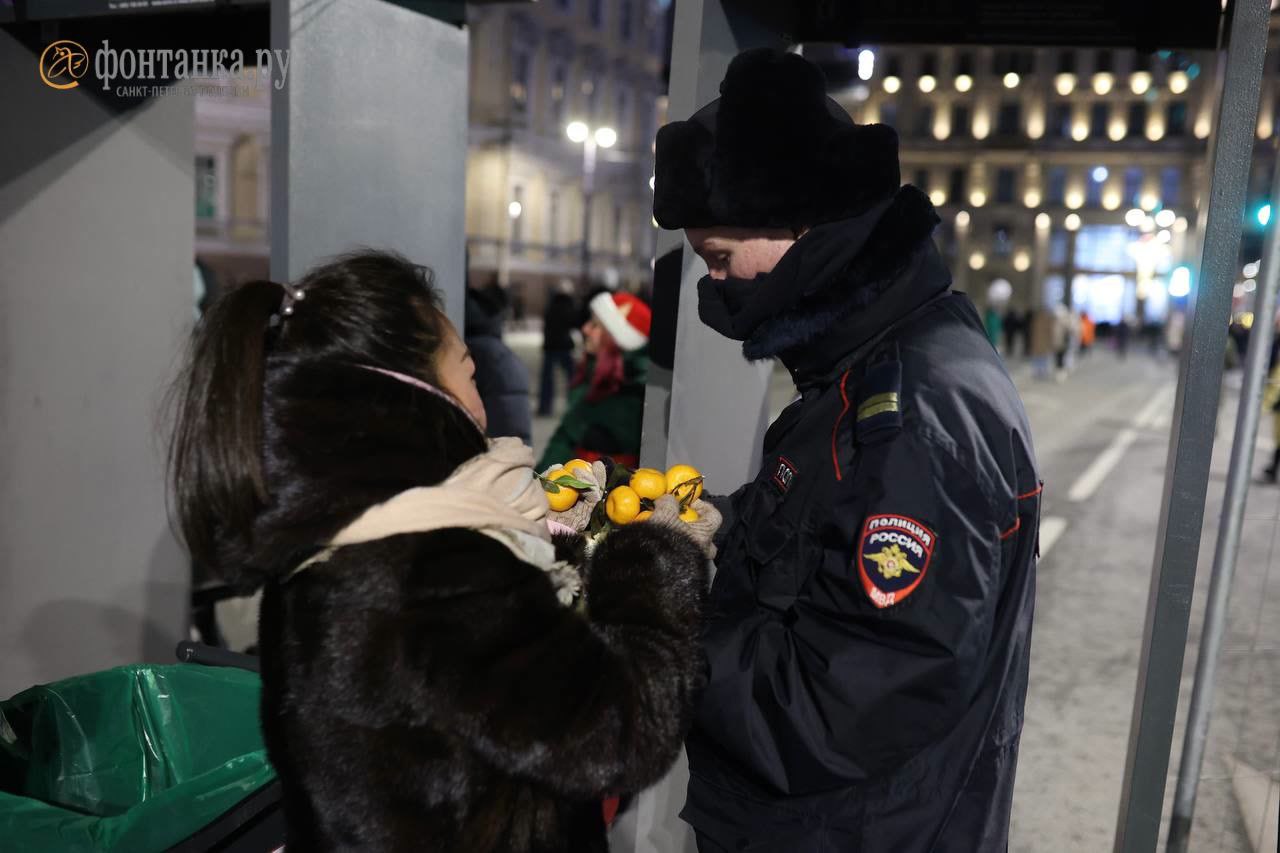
[
  {"xmin": 542, "ymin": 461, "xmax": 608, "ymax": 532},
  {"xmin": 643, "ymin": 495, "xmax": 722, "ymax": 559}
]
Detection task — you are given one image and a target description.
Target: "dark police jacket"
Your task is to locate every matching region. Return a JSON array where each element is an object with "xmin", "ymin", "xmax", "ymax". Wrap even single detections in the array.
[{"xmin": 683, "ymin": 189, "xmax": 1040, "ymax": 851}]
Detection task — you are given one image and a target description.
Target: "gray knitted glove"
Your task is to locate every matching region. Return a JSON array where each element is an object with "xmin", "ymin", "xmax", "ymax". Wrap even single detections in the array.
[
  {"xmin": 543, "ymin": 461, "xmax": 608, "ymax": 532},
  {"xmin": 642, "ymin": 495, "xmax": 722, "ymax": 558},
  {"xmin": 682, "ymin": 499, "xmax": 723, "ymax": 558}
]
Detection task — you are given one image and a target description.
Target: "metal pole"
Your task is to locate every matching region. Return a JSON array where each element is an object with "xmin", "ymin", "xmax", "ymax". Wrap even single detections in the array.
[
  {"xmin": 581, "ymin": 137, "xmax": 596, "ymax": 287},
  {"xmin": 1166, "ymin": 143, "xmax": 1280, "ymax": 853},
  {"xmin": 1113, "ymin": 1, "xmax": 1270, "ymax": 850}
]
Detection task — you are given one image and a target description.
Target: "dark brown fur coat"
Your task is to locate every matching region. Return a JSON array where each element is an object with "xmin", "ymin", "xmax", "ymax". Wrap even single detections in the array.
[{"xmin": 242, "ymin": 361, "xmax": 708, "ymax": 852}]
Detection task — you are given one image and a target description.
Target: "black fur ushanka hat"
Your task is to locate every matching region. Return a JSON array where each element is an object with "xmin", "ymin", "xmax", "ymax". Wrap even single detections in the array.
[{"xmin": 654, "ymin": 48, "xmax": 901, "ymax": 230}]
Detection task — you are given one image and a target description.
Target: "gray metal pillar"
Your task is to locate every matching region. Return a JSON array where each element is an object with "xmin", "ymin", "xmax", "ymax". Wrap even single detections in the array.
[
  {"xmin": 626, "ymin": 8, "xmax": 783, "ymax": 852},
  {"xmin": 1112, "ymin": 1, "xmax": 1270, "ymax": 850},
  {"xmin": 270, "ymin": 0, "xmax": 469, "ymax": 329},
  {"xmin": 637, "ymin": 0, "xmax": 782, "ymax": 488},
  {"xmin": 0, "ymin": 32, "xmax": 194, "ymax": 694},
  {"xmin": 1166, "ymin": 141, "xmax": 1280, "ymax": 852}
]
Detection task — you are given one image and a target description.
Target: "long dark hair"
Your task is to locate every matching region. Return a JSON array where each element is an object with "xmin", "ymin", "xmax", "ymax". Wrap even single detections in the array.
[{"xmin": 167, "ymin": 249, "xmax": 467, "ymax": 578}]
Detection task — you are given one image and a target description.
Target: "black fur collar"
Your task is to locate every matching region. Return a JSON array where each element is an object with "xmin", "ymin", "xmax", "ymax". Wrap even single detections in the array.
[
  {"xmin": 741, "ymin": 185, "xmax": 942, "ymax": 363},
  {"xmin": 241, "ymin": 360, "xmax": 486, "ymax": 580}
]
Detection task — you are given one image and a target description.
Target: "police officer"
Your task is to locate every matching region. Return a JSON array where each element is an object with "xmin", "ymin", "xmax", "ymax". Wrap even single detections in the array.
[{"xmin": 653, "ymin": 49, "xmax": 1040, "ymax": 851}]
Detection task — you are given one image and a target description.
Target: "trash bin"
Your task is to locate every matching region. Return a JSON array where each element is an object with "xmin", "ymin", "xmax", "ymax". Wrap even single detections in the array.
[{"xmin": 0, "ymin": 663, "xmax": 278, "ymax": 852}]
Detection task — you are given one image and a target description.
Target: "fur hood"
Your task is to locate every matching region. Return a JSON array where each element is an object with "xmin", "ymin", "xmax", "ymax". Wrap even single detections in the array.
[{"xmin": 218, "ymin": 360, "xmax": 486, "ymax": 588}]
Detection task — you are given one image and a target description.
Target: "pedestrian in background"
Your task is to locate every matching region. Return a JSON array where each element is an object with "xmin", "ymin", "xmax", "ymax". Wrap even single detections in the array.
[
  {"xmin": 1052, "ymin": 302, "xmax": 1071, "ymax": 380},
  {"xmin": 1117, "ymin": 313, "xmax": 1133, "ymax": 358},
  {"xmin": 984, "ymin": 303, "xmax": 1004, "ymax": 353},
  {"xmin": 537, "ymin": 291, "xmax": 650, "ymax": 471},
  {"xmin": 1029, "ymin": 306, "xmax": 1056, "ymax": 380},
  {"xmin": 1263, "ymin": 345, "xmax": 1280, "ymax": 484},
  {"xmin": 1079, "ymin": 311, "xmax": 1097, "ymax": 358},
  {"xmin": 464, "ymin": 286, "xmax": 533, "ymax": 445},
  {"xmin": 538, "ymin": 279, "xmax": 579, "ymax": 417}
]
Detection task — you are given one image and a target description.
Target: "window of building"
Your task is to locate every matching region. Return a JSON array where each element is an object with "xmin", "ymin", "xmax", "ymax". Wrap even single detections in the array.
[
  {"xmin": 649, "ymin": 9, "xmax": 666, "ymax": 54},
  {"xmin": 914, "ymin": 168, "xmax": 930, "ymax": 190},
  {"xmin": 1050, "ymin": 103, "xmax": 1072, "ymax": 139},
  {"xmin": 584, "ymin": 78, "xmax": 598, "ymax": 120},
  {"xmin": 1166, "ymin": 101, "xmax": 1188, "ymax": 137},
  {"xmin": 1050, "ymin": 233, "xmax": 1069, "ymax": 267},
  {"xmin": 991, "ymin": 50, "xmax": 1032, "ymax": 75},
  {"xmin": 549, "ymin": 190, "xmax": 561, "ymax": 247},
  {"xmin": 956, "ymin": 51, "xmax": 975, "ymax": 76},
  {"xmin": 589, "ymin": 0, "xmax": 604, "ymax": 29},
  {"xmin": 1095, "ymin": 49, "xmax": 1114, "ymax": 74},
  {"xmin": 1090, "ymin": 102, "xmax": 1109, "ymax": 139},
  {"xmin": 511, "ymin": 51, "xmax": 531, "ymax": 111},
  {"xmin": 885, "ymin": 55, "xmax": 902, "ymax": 78},
  {"xmin": 1086, "ymin": 172, "xmax": 1103, "ymax": 208},
  {"xmin": 511, "ymin": 185, "xmax": 525, "ymax": 249},
  {"xmin": 949, "ymin": 167, "xmax": 967, "ymax": 203},
  {"xmin": 880, "ymin": 102, "xmax": 899, "ymax": 129},
  {"xmin": 1161, "ymin": 167, "xmax": 1181, "ymax": 206},
  {"xmin": 556, "ymin": 0, "xmax": 571, "ymax": 9},
  {"xmin": 1058, "ymin": 50, "xmax": 1077, "ymax": 75},
  {"xmin": 619, "ymin": 0, "xmax": 632, "ymax": 40},
  {"xmin": 996, "ymin": 168, "xmax": 1017, "ymax": 204},
  {"xmin": 615, "ymin": 87, "xmax": 630, "ymax": 141},
  {"xmin": 914, "ymin": 105, "xmax": 935, "ymax": 139},
  {"xmin": 550, "ymin": 63, "xmax": 568, "ymax": 128},
  {"xmin": 993, "ymin": 222, "xmax": 1014, "ymax": 256},
  {"xmin": 920, "ymin": 51, "xmax": 938, "ymax": 76},
  {"xmin": 1123, "ymin": 167, "xmax": 1144, "ymax": 206},
  {"xmin": 195, "ymin": 155, "xmax": 217, "ymax": 220},
  {"xmin": 997, "ymin": 101, "xmax": 1021, "ymax": 137},
  {"xmin": 1047, "ymin": 166, "xmax": 1068, "ymax": 205},
  {"xmin": 1074, "ymin": 225, "xmax": 1137, "ymax": 273},
  {"xmin": 952, "ymin": 103, "xmax": 971, "ymax": 136},
  {"xmin": 1127, "ymin": 102, "xmax": 1147, "ymax": 139}
]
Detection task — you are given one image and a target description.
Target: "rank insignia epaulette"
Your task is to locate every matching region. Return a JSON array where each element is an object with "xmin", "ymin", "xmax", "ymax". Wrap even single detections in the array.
[{"xmin": 855, "ymin": 358, "xmax": 902, "ymax": 442}]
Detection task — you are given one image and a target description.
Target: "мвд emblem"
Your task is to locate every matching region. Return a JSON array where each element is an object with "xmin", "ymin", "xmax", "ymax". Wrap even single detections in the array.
[{"xmin": 857, "ymin": 514, "xmax": 936, "ymax": 609}]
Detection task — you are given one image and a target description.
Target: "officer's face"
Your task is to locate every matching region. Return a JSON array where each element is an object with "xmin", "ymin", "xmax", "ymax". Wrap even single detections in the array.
[{"xmin": 686, "ymin": 227, "xmax": 802, "ymax": 281}]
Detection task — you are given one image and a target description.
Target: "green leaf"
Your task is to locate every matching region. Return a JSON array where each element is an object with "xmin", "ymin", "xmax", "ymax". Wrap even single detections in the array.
[{"xmin": 554, "ymin": 475, "xmax": 597, "ymax": 491}]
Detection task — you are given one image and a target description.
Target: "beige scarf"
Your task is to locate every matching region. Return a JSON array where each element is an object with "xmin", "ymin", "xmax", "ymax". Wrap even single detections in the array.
[{"xmin": 287, "ymin": 437, "xmax": 580, "ymax": 604}]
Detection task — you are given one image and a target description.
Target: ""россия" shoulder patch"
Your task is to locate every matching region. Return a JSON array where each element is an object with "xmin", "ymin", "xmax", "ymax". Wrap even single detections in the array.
[{"xmin": 856, "ymin": 513, "xmax": 936, "ymax": 609}]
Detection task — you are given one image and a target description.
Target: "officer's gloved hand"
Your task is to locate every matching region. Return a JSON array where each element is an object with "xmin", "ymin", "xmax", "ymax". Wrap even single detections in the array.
[
  {"xmin": 643, "ymin": 495, "xmax": 722, "ymax": 559},
  {"xmin": 541, "ymin": 461, "xmax": 608, "ymax": 532}
]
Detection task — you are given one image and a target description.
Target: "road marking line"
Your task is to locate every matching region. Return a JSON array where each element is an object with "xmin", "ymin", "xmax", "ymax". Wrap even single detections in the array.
[
  {"xmin": 1067, "ymin": 385, "xmax": 1174, "ymax": 502},
  {"xmin": 1037, "ymin": 516, "xmax": 1069, "ymax": 560}
]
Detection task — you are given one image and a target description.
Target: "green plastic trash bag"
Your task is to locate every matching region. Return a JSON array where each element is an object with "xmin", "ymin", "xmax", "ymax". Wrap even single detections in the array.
[{"xmin": 0, "ymin": 663, "xmax": 276, "ymax": 852}]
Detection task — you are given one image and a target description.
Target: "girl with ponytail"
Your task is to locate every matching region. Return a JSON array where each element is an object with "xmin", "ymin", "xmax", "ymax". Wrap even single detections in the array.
[{"xmin": 167, "ymin": 249, "xmax": 715, "ymax": 852}]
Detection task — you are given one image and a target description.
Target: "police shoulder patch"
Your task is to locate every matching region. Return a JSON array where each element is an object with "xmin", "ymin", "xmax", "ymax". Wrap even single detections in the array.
[{"xmin": 857, "ymin": 513, "xmax": 937, "ymax": 609}]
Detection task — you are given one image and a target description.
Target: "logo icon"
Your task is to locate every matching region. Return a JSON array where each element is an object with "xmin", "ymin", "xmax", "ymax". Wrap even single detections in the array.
[
  {"xmin": 864, "ymin": 543, "xmax": 919, "ymax": 580},
  {"xmin": 857, "ymin": 514, "xmax": 936, "ymax": 609},
  {"xmin": 40, "ymin": 40, "xmax": 90, "ymax": 90},
  {"xmin": 772, "ymin": 456, "xmax": 798, "ymax": 493}
]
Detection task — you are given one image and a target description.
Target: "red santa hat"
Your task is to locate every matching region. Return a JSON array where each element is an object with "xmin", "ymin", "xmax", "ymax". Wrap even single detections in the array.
[{"xmin": 589, "ymin": 291, "xmax": 651, "ymax": 352}]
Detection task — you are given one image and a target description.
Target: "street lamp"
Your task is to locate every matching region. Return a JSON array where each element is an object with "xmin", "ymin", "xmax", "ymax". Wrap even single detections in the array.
[{"xmin": 566, "ymin": 120, "xmax": 616, "ymax": 287}]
